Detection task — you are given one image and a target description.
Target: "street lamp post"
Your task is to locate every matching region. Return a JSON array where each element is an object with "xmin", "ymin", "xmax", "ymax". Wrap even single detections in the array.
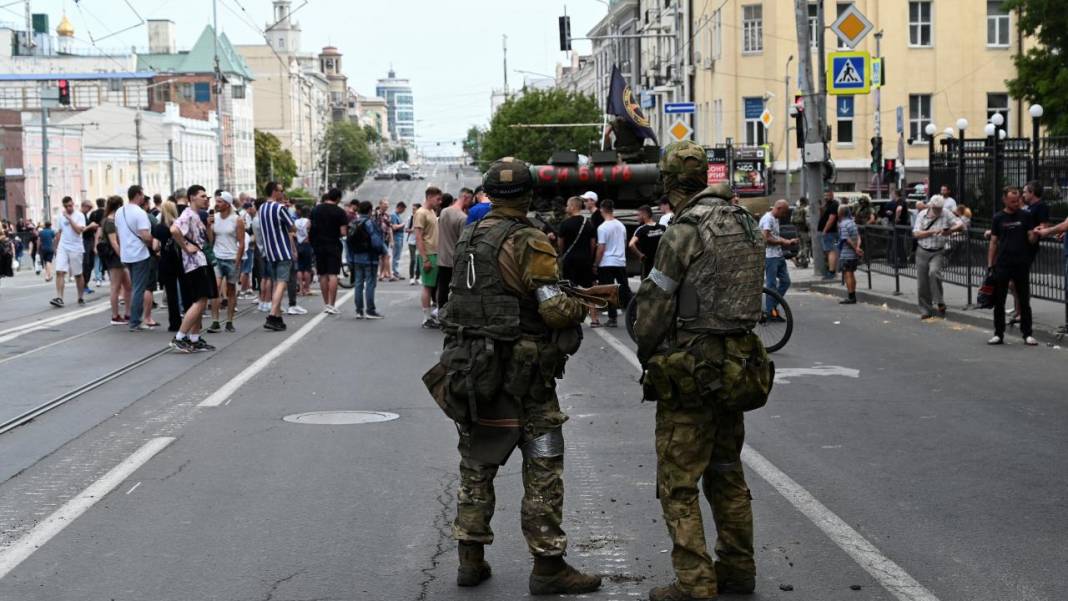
[
  {"xmin": 925, "ymin": 122, "xmax": 938, "ymax": 171},
  {"xmin": 1029, "ymin": 104, "xmax": 1043, "ymax": 181},
  {"xmin": 956, "ymin": 118, "xmax": 968, "ymax": 213}
]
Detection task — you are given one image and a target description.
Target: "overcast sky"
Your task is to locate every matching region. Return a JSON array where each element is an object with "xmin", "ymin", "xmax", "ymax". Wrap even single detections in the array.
[{"xmin": 6, "ymin": 0, "xmax": 607, "ymax": 155}]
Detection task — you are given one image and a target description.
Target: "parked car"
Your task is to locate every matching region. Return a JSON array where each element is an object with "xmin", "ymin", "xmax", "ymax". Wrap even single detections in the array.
[{"xmin": 374, "ymin": 171, "xmax": 394, "ymax": 180}]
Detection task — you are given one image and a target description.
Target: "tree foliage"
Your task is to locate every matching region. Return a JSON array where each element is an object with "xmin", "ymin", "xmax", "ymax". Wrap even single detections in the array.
[
  {"xmin": 1004, "ymin": 0, "xmax": 1068, "ymax": 134},
  {"xmin": 463, "ymin": 126, "xmax": 484, "ymax": 161},
  {"xmin": 479, "ymin": 88, "xmax": 601, "ymax": 167},
  {"xmin": 322, "ymin": 121, "xmax": 374, "ymax": 190},
  {"xmin": 363, "ymin": 124, "xmax": 381, "ymax": 145},
  {"xmin": 255, "ymin": 130, "xmax": 297, "ymax": 193},
  {"xmin": 387, "ymin": 146, "xmax": 410, "ymax": 163}
]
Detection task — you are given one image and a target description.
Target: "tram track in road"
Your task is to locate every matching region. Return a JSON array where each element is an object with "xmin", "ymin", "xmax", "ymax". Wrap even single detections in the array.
[{"xmin": 0, "ymin": 301, "xmax": 262, "ymax": 437}]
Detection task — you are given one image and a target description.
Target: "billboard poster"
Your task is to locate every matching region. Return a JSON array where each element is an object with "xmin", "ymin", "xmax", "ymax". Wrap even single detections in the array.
[
  {"xmin": 706, "ymin": 146, "xmax": 729, "ymax": 185},
  {"xmin": 732, "ymin": 147, "xmax": 768, "ymax": 196}
]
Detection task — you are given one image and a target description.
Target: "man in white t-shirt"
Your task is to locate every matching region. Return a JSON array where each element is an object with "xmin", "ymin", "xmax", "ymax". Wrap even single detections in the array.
[
  {"xmin": 115, "ymin": 185, "xmax": 157, "ymax": 331},
  {"xmin": 938, "ymin": 184, "xmax": 958, "ymax": 216},
  {"xmin": 593, "ymin": 199, "xmax": 632, "ymax": 327},
  {"xmin": 50, "ymin": 195, "xmax": 91, "ymax": 308},
  {"xmin": 658, "ymin": 197, "xmax": 674, "ymax": 227},
  {"xmin": 207, "ymin": 191, "xmax": 245, "ymax": 333},
  {"xmin": 760, "ymin": 200, "xmax": 798, "ymax": 320}
]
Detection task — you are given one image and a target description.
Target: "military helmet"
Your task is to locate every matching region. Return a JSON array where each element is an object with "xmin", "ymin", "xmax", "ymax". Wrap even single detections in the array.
[
  {"xmin": 660, "ymin": 141, "xmax": 708, "ymax": 192},
  {"xmin": 483, "ymin": 157, "xmax": 534, "ymax": 199}
]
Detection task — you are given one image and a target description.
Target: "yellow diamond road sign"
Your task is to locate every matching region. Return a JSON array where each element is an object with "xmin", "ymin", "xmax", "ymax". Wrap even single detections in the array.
[
  {"xmin": 830, "ymin": 4, "xmax": 873, "ymax": 50},
  {"xmin": 760, "ymin": 108, "xmax": 774, "ymax": 128},
  {"xmin": 669, "ymin": 118, "xmax": 692, "ymax": 142}
]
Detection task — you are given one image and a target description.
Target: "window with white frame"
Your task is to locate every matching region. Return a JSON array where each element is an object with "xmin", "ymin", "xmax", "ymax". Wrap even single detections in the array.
[
  {"xmin": 987, "ymin": 1, "xmax": 1010, "ymax": 47},
  {"xmin": 837, "ymin": 117, "xmax": 854, "ymax": 144},
  {"xmin": 808, "ymin": 4, "xmax": 819, "ymax": 50},
  {"xmin": 909, "ymin": 94, "xmax": 932, "ymax": 142},
  {"xmin": 744, "ymin": 97, "xmax": 767, "ymax": 145},
  {"xmin": 742, "ymin": 5, "xmax": 763, "ymax": 54},
  {"xmin": 909, "ymin": 1, "xmax": 932, "ymax": 47},
  {"xmin": 709, "ymin": 8, "xmax": 722, "ymax": 60},
  {"xmin": 836, "ymin": 3, "xmax": 853, "ymax": 49},
  {"xmin": 987, "ymin": 93, "xmax": 1010, "ymax": 134}
]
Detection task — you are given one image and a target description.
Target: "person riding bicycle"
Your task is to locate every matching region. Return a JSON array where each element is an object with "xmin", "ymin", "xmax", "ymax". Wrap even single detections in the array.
[{"xmin": 632, "ymin": 141, "xmax": 773, "ymax": 601}]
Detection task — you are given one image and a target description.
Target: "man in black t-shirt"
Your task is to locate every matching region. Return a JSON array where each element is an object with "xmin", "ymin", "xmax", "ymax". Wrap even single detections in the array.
[
  {"xmin": 557, "ymin": 196, "xmax": 600, "ymax": 326},
  {"xmin": 309, "ymin": 188, "xmax": 349, "ymax": 313},
  {"xmin": 988, "ymin": 186, "xmax": 1039, "ymax": 346},
  {"xmin": 818, "ymin": 191, "xmax": 839, "ymax": 278},
  {"xmin": 628, "ymin": 205, "xmax": 665, "ymax": 279},
  {"xmin": 86, "ymin": 198, "xmax": 106, "ymax": 286}
]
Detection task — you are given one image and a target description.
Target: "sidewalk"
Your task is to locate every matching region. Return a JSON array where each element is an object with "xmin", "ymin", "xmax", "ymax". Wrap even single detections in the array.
[{"xmin": 790, "ymin": 263, "xmax": 1068, "ymax": 345}]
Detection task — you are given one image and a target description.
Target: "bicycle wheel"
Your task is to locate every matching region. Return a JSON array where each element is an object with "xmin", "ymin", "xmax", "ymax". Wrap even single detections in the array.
[
  {"xmin": 757, "ymin": 287, "xmax": 793, "ymax": 353},
  {"xmin": 625, "ymin": 296, "xmax": 638, "ymax": 343}
]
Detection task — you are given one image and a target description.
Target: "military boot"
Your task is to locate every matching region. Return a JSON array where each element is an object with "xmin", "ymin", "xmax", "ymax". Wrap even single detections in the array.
[
  {"xmin": 528, "ymin": 556, "xmax": 602, "ymax": 595},
  {"xmin": 714, "ymin": 562, "xmax": 755, "ymax": 594},
  {"xmin": 648, "ymin": 582, "xmax": 717, "ymax": 600},
  {"xmin": 456, "ymin": 542, "xmax": 491, "ymax": 587}
]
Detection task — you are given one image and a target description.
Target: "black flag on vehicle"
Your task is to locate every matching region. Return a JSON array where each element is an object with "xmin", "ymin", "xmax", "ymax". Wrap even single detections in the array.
[{"xmin": 606, "ymin": 65, "xmax": 657, "ymax": 144}]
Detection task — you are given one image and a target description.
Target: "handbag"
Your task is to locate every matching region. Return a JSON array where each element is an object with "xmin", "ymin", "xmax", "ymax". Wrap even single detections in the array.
[{"xmin": 976, "ymin": 268, "xmax": 996, "ymax": 309}]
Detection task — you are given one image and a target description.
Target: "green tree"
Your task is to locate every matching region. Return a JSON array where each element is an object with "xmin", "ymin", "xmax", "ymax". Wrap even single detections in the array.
[
  {"xmin": 255, "ymin": 130, "xmax": 297, "ymax": 192},
  {"xmin": 462, "ymin": 125, "xmax": 484, "ymax": 161},
  {"xmin": 479, "ymin": 88, "xmax": 600, "ymax": 167},
  {"xmin": 1004, "ymin": 0, "xmax": 1068, "ymax": 134},
  {"xmin": 387, "ymin": 146, "xmax": 410, "ymax": 163},
  {"xmin": 363, "ymin": 124, "xmax": 381, "ymax": 144},
  {"xmin": 322, "ymin": 121, "xmax": 374, "ymax": 190}
]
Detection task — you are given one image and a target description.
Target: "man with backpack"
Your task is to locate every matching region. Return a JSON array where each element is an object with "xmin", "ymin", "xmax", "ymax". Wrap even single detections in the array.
[
  {"xmin": 633, "ymin": 141, "xmax": 771, "ymax": 601},
  {"xmin": 348, "ymin": 200, "xmax": 387, "ymax": 319}
]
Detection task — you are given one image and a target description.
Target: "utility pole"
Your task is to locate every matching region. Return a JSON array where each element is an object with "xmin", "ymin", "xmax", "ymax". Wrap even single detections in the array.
[
  {"xmin": 785, "ymin": 55, "xmax": 793, "ymax": 200},
  {"xmin": 167, "ymin": 139, "xmax": 176, "ymax": 196},
  {"xmin": 873, "ymin": 30, "xmax": 883, "ymax": 203},
  {"xmin": 502, "ymin": 34, "xmax": 508, "ymax": 96},
  {"xmin": 41, "ymin": 99, "xmax": 50, "ymax": 219},
  {"xmin": 135, "ymin": 110, "xmax": 144, "ymax": 186},
  {"xmin": 212, "ymin": 0, "xmax": 226, "ymax": 192},
  {"xmin": 794, "ymin": 0, "xmax": 828, "ymax": 276}
]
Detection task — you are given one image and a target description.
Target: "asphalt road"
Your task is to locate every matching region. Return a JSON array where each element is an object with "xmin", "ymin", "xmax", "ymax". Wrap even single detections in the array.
[{"xmin": 0, "ymin": 169, "xmax": 1064, "ymax": 601}]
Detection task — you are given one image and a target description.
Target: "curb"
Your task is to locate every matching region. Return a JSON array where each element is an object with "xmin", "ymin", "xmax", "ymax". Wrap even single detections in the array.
[{"xmin": 798, "ymin": 281, "xmax": 1066, "ymax": 347}]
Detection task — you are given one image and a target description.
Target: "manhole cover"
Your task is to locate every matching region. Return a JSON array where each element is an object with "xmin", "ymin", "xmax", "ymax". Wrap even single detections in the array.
[{"xmin": 282, "ymin": 411, "xmax": 399, "ymax": 425}]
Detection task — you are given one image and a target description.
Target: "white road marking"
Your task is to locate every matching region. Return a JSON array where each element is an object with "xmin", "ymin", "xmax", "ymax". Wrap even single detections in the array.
[
  {"xmin": 0, "ymin": 326, "xmax": 103, "ymax": 366},
  {"xmin": 742, "ymin": 446, "xmax": 940, "ymax": 601},
  {"xmin": 0, "ymin": 437, "xmax": 174, "ymax": 580},
  {"xmin": 774, "ymin": 365, "xmax": 860, "ymax": 383},
  {"xmin": 124, "ymin": 482, "xmax": 142, "ymax": 495},
  {"xmin": 0, "ymin": 303, "xmax": 110, "ymax": 343},
  {"xmin": 198, "ymin": 290, "xmax": 355, "ymax": 407},
  {"xmin": 595, "ymin": 328, "xmax": 940, "ymax": 601}
]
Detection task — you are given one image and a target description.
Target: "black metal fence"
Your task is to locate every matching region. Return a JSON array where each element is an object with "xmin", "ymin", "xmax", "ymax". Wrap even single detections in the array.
[
  {"xmin": 929, "ymin": 135, "xmax": 1068, "ymax": 225},
  {"xmin": 858, "ymin": 224, "xmax": 1067, "ymax": 325}
]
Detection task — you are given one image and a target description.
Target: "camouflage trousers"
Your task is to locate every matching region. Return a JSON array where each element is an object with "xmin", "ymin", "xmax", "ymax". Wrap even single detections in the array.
[
  {"xmin": 655, "ymin": 402, "xmax": 754, "ymax": 598},
  {"xmin": 452, "ymin": 388, "xmax": 569, "ymax": 557}
]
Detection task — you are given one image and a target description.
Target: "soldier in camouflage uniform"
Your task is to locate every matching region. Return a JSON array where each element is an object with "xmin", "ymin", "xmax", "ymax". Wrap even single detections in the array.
[
  {"xmin": 633, "ymin": 141, "xmax": 773, "ymax": 601},
  {"xmin": 431, "ymin": 157, "xmax": 602, "ymax": 596}
]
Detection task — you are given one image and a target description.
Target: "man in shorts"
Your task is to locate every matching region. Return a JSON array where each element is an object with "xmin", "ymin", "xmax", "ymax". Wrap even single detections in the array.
[
  {"xmin": 169, "ymin": 185, "xmax": 218, "ymax": 353},
  {"xmin": 259, "ymin": 181, "xmax": 298, "ymax": 331},
  {"xmin": 837, "ymin": 204, "xmax": 862, "ymax": 304},
  {"xmin": 819, "ymin": 191, "xmax": 840, "ymax": 279},
  {"xmin": 51, "ymin": 196, "xmax": 90, "ymax": 308},
  {"xmin": 414, "ymin": 187, "xmax": 442, "ymax": 328},
  {"xmin": 309, "ymin": 188, "xmax": 348, "ymax": 314},
  {"xmin": 207, "ymin": 191, "xmax": 245, "ymax": 333}
]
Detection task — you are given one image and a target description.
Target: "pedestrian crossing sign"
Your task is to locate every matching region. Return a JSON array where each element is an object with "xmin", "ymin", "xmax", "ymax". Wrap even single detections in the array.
[{"xmin": 827, "ymin": 51, "xmax": 871, "ymax": 96}]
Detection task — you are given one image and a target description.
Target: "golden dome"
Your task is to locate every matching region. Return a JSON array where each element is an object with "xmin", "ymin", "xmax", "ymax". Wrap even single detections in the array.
[{"xmin": 56, "ymin": 14, "xmax": 74, "ymax": 38}]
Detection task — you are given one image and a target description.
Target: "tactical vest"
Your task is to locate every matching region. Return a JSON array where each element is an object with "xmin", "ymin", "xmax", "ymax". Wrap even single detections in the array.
[
  {"xmin": 675, "ymin": 192, "xmax": 765, "ymax": 335},
  {"xmin": 441, "ymin": 218, "xmax": 546, "ymax": 340}
]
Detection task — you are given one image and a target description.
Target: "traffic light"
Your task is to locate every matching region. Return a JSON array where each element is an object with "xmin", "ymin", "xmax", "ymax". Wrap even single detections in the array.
[
  {"xmin": 883, "ymin": 158, "xmax": 897, "ymax": 184},
  {"xmin": 870, "ymin": 136, "xmax": 882, "ymax": 173},
  {"xmin": 57, "ymin": 79, "xmax": 70, "ymax": 106},
  {"xmin": 558, "ymin": 16, "xmax": 572, "ymax": 51}
]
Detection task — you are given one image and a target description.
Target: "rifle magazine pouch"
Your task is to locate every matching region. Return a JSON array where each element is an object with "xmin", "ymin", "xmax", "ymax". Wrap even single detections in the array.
[
  {"xmin": 422, "ymin": 361, "xmax": 451, "ymax": 417},
  {"xmin": 437, "ymin": 338, "xmax": 504, "ymax": 424},
  {"xmin": 720, "ymin": 334, "xmax": 774, "ymax": 412},
  {"xmin": 503, "ymin": 339, "xmax": 539, "ymax": 398},
  {"xmin": 644, "ymin": 355, "xmax": 675, "ymax": 403}
]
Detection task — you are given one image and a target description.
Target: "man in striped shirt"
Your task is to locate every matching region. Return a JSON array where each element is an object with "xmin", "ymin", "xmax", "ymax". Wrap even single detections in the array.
[{"xmin": 260, "ymin": 181, "xmax": 298, "ymax": 331}]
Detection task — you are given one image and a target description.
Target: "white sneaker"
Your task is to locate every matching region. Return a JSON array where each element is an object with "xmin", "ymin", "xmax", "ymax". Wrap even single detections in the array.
[
  {"xmin": 287, "ymin": 305, "xmax": 308, "ymax": 315},
  {"xmin": 258, "ymin": 302, "xmax": 270, "ymax": 312},
  {"xmin": 1024, "ymin": 336, "xmax": 1038, "ymax": 346},
  {"xmin": 409, "ymin": 278, "xmax": 416, "ymax": 286},
  {"xmin": 323, "ymin": 304, "xmax": 339, "ymax": 315},
  {"xmin": 987, "ymin": 335, "xmax": 1004, "ymax": 345}
]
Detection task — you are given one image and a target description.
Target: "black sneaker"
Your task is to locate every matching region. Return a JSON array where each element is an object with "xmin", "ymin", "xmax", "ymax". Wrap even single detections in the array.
[
  {"xmin": 191, "ymin": 338, "xmax": 216, "ymax": 352},
  {"xmin": 421, "ymin": 319, "xmax": 439, "ymax": 329},
  {"xmin": 365, "ymin": 311, "xmax": 384, "ymax": 320},
  {"xmin": 605, "ymin": 319, "xmax": 618, "ymax": 328},
  {"xmin": 264, "ymin": 316, "xmax": 287, "ymax": 331},
  {"xmin": 50, "ymin": 297, "xmax": 64, "ymax": 308},
  {"xmin": 77, "ymin": 298, "xmax": 85, "ymax": 306},
  {"xmin": 839, "ymin": 297, "xmax": 857, "ymax": 305},
  {"xmin": 225, "ymin": 321, "xmax": 235, "ymax": 333},
  {"xmin": 206, "ymin": 321, "xmax": 222, "ymax": 333},
  {"xmin": 170, "ymin": 337, "xmax": 193, "ymax": 353}
]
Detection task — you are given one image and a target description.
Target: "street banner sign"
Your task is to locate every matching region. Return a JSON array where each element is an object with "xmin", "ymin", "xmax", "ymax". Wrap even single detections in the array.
[
  {"xmin": 837, "ymin": 96, "xmax": 854, "ymax": 119},
  {"xmin": 760, "ymin": 108, "xmax": 774, "ymax": 128},
  {"xmin": 872, "ymin": 57, "xmax": 884, "ymax": 88},
  {"xmin": 830, "ymin": 4, "xmax": 873, "ymax": 49},
  {"xmin": 664, "ymin": 102, "xmax": 696, "ymax": 114},
  {"xmin": 743, "ymin": 97, "xmax": 764, "ymax": 120},
  {"xmin": 827, "ymin": 51, "xmax": 871, "ymax": 95},
  {"xmin": 669, "ymin": 118, "xmax": 692, "ymax": 142}
]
